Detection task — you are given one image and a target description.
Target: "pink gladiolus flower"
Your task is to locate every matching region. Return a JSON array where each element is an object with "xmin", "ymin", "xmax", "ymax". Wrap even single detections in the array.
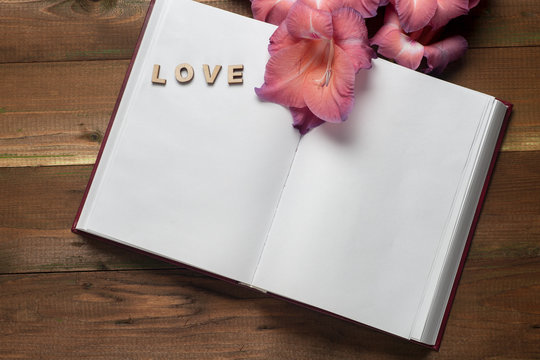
[
  {"xmin": 251, "ymin": 0, "xmax": 296, "ymax": 25},
  {"xmin": 251, "ymin": 0, "xmax": 386, "ymax": 26},
  {"xmin": 391, "ymin": 0, "xmax": 478, "ymax": 33},
  {"xmin": 290, "ymin": 107, "xmax": 326, "ymax": 134},
  {"xmin": 468, "ymin": 0, "xmax": 480, "ymax": 9},
  {"xmin": 318, "ymin": 0, "xmax": 388, "ymax": 18},
  {"xmin": 371, "ymin": 5, "xmax": 467, "ymax": 73},
  {"xmin": 255, "ymin": 0, "xmax": 375, "ymax": 133}
]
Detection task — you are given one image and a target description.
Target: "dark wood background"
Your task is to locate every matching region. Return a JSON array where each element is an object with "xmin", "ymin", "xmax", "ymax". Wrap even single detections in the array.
[{"xmin": 1, "ymin": 0, "xmax": 539, "ymax": 358}]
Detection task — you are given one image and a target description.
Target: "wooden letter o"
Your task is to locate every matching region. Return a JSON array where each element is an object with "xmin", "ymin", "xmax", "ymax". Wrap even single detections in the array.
[{"xmin": 175, "ymin": 63, "xmax": 194, "ymax": 83}]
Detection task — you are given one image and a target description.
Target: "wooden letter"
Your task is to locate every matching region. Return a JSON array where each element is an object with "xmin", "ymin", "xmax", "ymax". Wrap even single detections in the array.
[
  {"xmin": 175, "ymin": 63, "xmax": 194, "ymax": 83},
  {"xmin": 228, "ymin": 65, "xmax": 244, "ymax": 84},
  {"xmin": 203, "ymin": 64, "xmax": 222, "ymax": 85},
  {"xmin": 151, "ymin": 64, "xmax": 166, "ymax": 85}
]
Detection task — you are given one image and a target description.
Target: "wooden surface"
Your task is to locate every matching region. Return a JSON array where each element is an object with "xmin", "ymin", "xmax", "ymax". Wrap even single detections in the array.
[{"xmin": 0, "ymin": 0, "xmax": 539, "ymax": 358}]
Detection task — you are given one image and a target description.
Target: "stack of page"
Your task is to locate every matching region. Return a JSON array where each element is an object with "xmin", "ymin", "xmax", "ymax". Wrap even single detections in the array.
[{"xmin": 73, "ymin": 0, "xmax": 511, "ymax": 348}]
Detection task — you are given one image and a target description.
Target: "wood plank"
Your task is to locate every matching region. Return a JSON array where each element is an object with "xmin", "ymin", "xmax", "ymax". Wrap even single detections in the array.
[
  {"xmin": 1, "ymin": 0, "xmax": 537, "ymax": 357},
  {"xmin": 1, "ymin": 150, "xmax": 538, "ymax": 275},
  {"xmin": 0, "ymin": 60, "xmax": 128, "ymax": 167},
  {"xmin": 441, "ymin": 47, "xmax": 540, "ymax": 152},
  {"xmin": 0, "ymin": 165, "xmax": 175, "ymax": 273},
  {"xmin": 446, "ymin": 0, "xmax": 540, "ymax": 49},
  {"xmin": 0, "ymin": 265, "xmax": 537, "ymax": 359},
  {"xmin": 0, "ymin": 0, "xmax": 539, "ymax": 64},
  {"xmin": 0, "ymin": 0, "xmax": 147, "ymax": 64},
  {"xmin": 0, "ymin": 47, "xmax": 539, "ymax": 168},
  {"xmin": 0, "ymin": 0, "xmax": 252, "ymax": 64}
]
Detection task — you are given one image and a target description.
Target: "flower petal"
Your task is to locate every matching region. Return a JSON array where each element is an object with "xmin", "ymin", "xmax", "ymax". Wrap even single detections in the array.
[
  {"xmin": 345, "ymin": 0, "xmax": 383, "ymax": 18},
  {"xmin": 251, "ymin": 0, "xmax": 293, "ymax": 24},
  {"xmin": 373, "ymin": 32, "xmax": 424, "ymax": 69},
  {"xmin": 286, "ymin": 1, "xmax": 334, "ymax": 40},
  {"xmin": 332, "ymin": 8, "xmax": 375, "ymax": 71},
  {"xmin": 256, "ymin": 40, "xmax": 329, "ymax": 108},
  {"xmin": 251, "ymin": 0, "xmax": 273, "ymax": 22},
  {"xmin": 332, "ymin": 7, "xmax": 369, "ymax": 40},
  {"xmin": 269, "ymin": 0, "xmax": 296, "ymax": 24},
  {"xmin": 429, "ymin": 0, "xmax": 469, "ymax": 29},
  {"xmin": 303, "ymin": 45, "xmax": 356, "ymax": 122},
  {"xmin": 349, "ymin": 42, "xmax": 376, "ymax": 70},
  {"xmin": 290, "ymin": 107, "xmax": 326, "ymax": 134},
  {"xmin": 423, "ymin": 35, "xmax": 467, "ymax": 73},
  {"xmin": 395, "ymin": 0, "xmax": 438, "ymax": 32},
  {"xmin": 468, "ymin": 0, "xmax": 480, "ymax": 9},
  {"xmin": 379, "ymin": 3, "xmax": 402, "ymax": 30},
  {"xmin": 335, "ymin": 39, "xmax": 375, "ymax": 72},
  {"xmin": 268, "ymin": 22, "xmax": 299, "ymax": 55},
  {"xmin": 321, "ymin": 0, "xmax": 383, "ymax": 17},
  {"xmin": 371, "ymin": 19, "xmax": 424, "ymax": 69},
  {"xmin": 301, "ymin": 0, "xmax": 331, "ymax": 10}
]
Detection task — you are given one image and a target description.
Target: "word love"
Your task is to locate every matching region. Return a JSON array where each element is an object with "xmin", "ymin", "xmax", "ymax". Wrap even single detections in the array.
[{"xmin": 151, "ymin": 64, "xmax": 244, "ymax": 85}]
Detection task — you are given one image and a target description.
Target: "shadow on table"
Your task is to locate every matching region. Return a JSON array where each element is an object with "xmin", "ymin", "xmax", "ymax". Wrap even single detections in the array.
[{"xmin": 82, "ymin": 235, "xmax": 432, "ymax": 358}]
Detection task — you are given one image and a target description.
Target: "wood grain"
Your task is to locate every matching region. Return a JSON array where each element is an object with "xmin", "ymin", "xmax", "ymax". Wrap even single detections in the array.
[
  {"xmin": 0, "ymin": 0, "xmax": 252, "ymax": 64},
  {"xmin": 442, "ymin": 47, "xmax": 540, "ymax": 154},
  {"xmin": 0, "ymin": 0, "xmax": 148, "ymax": 64},
  {"xmin": 0, "ymin": 266, "xmax": 537, "ymax": 359},
  {"xmin": 1, "ymin": 0, "xmax": 539, "ymax": 357},
  {"xmin": 0, "ymin": 165, "xmax": 173, "ymax": 274},
  {"xmin": 1, "ymin": 0, "xmax": 539, "ymax": 64},
  {"xmin": 446, "ymin": 0, "xmax": 540, "ymax": 49},
  {"xmin": 1, "ymin": 46, "xmax": 539, "ymax": 168},
  {"xmin": 0, "ymin": 60, "xmax": 128, "ymax": 167}
]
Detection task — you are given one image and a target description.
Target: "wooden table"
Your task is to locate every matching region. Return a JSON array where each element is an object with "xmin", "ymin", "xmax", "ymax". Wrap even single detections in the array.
[{"xmin": 1, "ymin": 0, "xmax": 539, "ymax": 358}]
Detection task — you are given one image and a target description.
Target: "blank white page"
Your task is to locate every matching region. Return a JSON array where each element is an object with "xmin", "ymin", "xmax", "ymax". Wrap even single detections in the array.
[
  {"xmin": 252, "ymin": 59, "xmax": 493, "ymax": 339},
  {"xmin": 76, "ymin": 0, "xmax": 299, "ymax": 284}
]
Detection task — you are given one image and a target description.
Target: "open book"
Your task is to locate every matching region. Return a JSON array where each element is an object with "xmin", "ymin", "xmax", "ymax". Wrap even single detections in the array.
[{"xmin": 72, "ymin": 0, "xmax": 512, "ymax": 349}]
